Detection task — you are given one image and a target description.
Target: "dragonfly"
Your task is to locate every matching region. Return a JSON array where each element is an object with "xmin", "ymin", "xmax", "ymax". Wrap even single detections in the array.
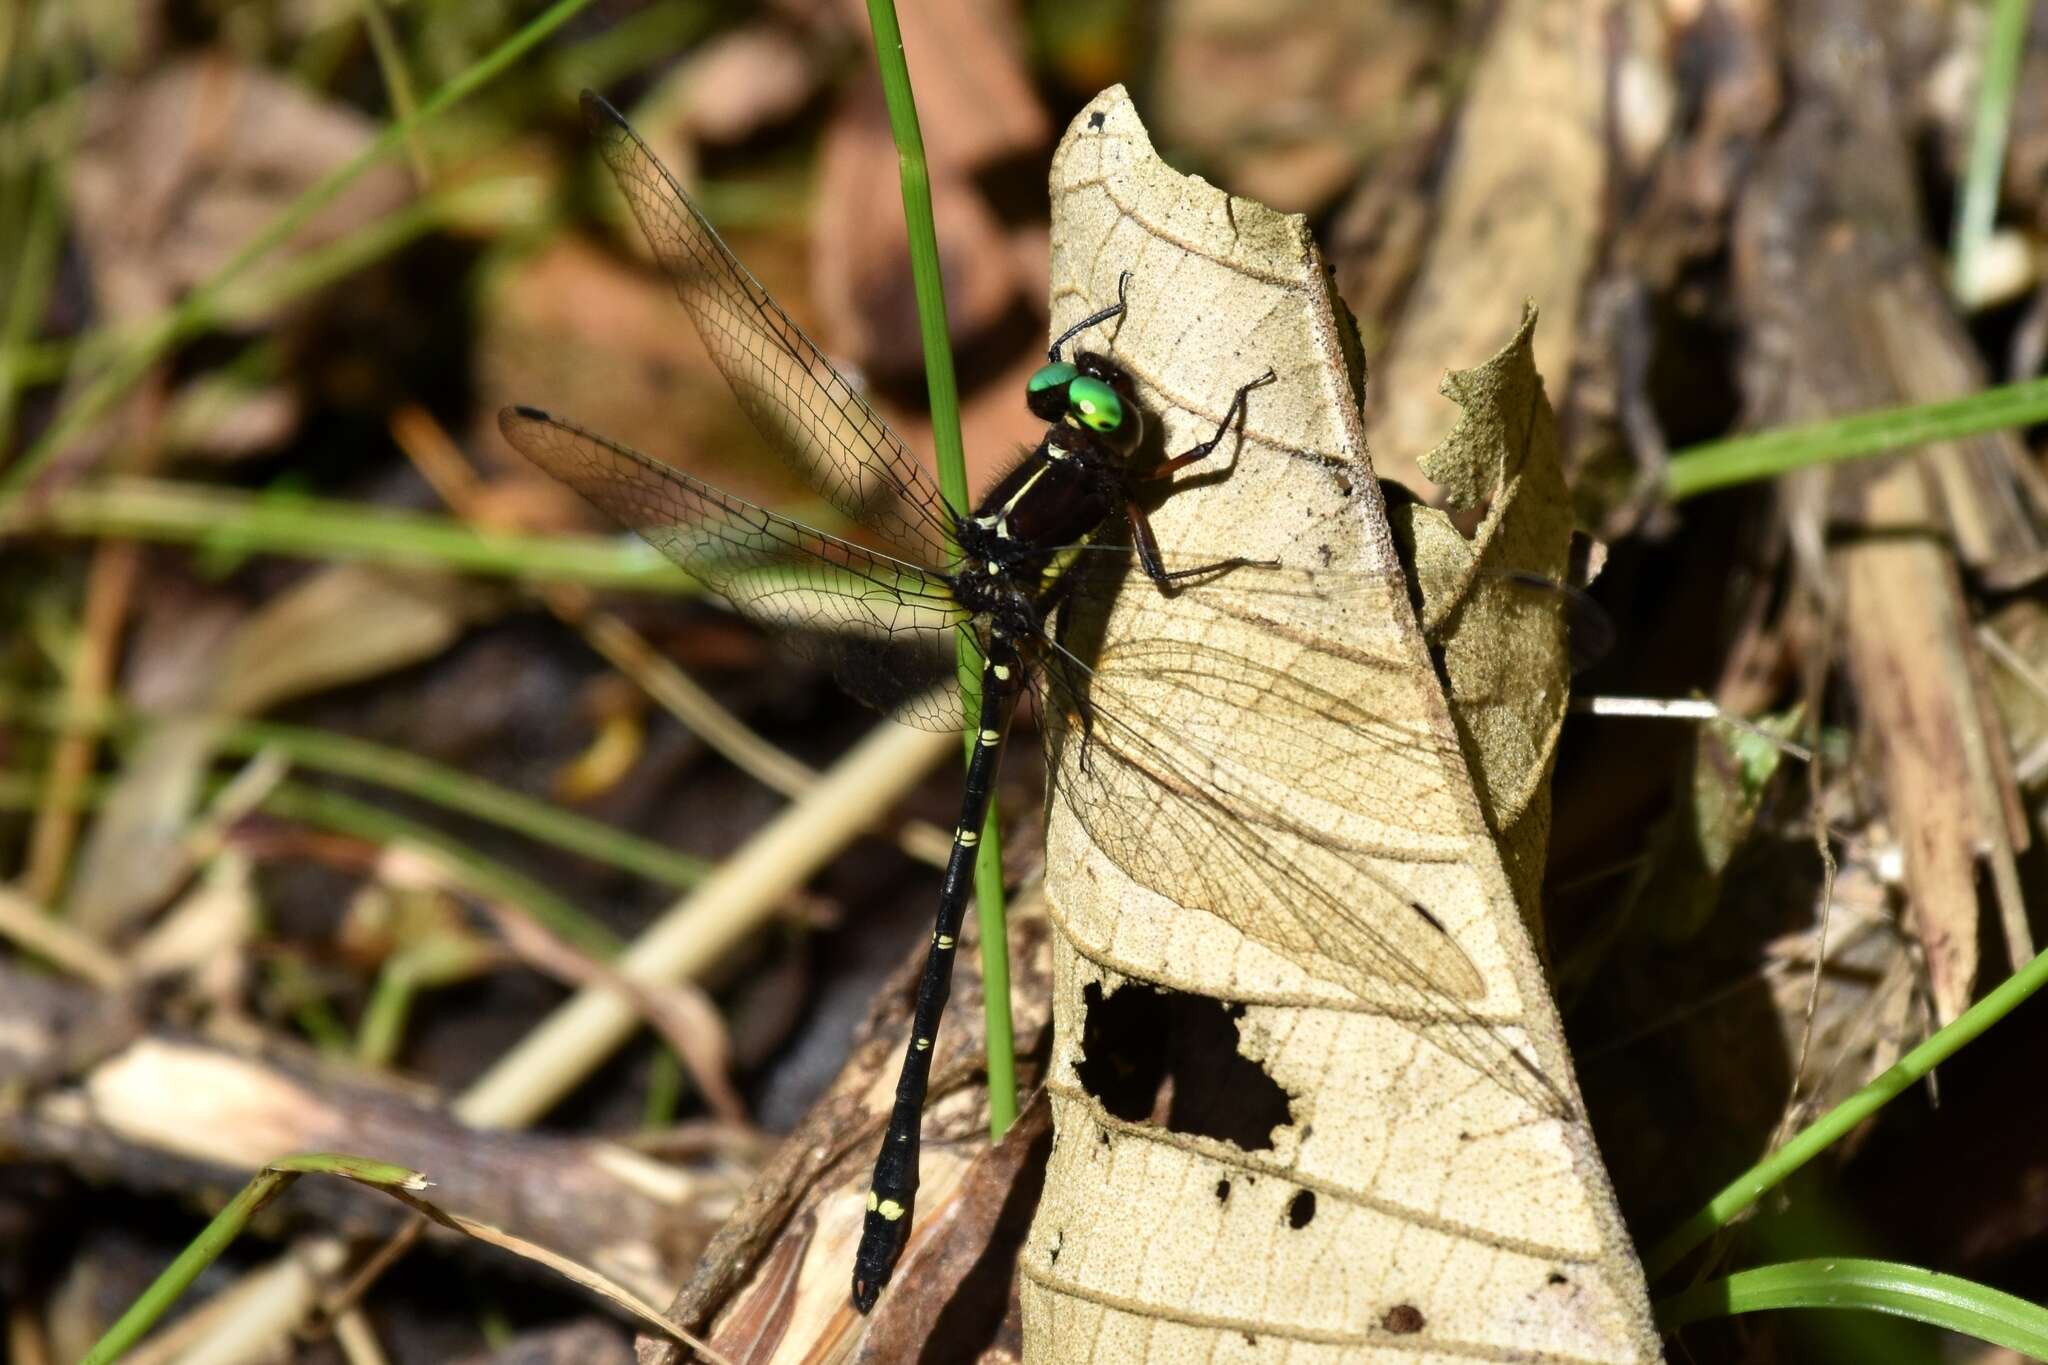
[{"xmin": 502, "ymin": 91, "xmax": 1566, "ymax": 1315}]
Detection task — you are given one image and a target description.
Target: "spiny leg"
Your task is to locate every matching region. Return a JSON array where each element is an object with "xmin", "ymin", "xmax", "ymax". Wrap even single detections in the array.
[
  {"xmin": 851, "ymin": 642, "xmax": 1023, "ymax": 1313},
  {"xmin": 1042, "ymin": 578, "xmax": 1103, "ymax": 773},
  {"xmin": 1131, "ymin": 369, "xmax": 1280, "ymax": 592},
  {"xmin": 1149, "ymin": 368, "xmax": 1277, "ymax": 478}
]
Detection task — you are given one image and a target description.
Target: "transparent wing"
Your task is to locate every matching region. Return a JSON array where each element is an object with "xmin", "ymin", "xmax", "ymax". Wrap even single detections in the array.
[
  {"xmin": 1051, "ymin": 546, "xmax": 1410, "ymax": 615},
  {"xmin": 1034, "ymin": 565, "xmax": 1569, "ymax": 1116},
  {"xmin": 500, "ymin": 405, "xmax": 971, "ymax": 730},
  {"xmin": 581, "ymin": 91, "xmax": 957, "ymax": 568}
]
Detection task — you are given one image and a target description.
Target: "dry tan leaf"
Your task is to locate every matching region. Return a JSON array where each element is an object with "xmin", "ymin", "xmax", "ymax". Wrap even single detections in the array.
[
  {"xmin": 128, "ymin": 845, "xmax": 257, "ymax": 980},
  {"xmin": 461, "ymin": 885, "xmax": 750, "ymax": 1128},
  {"xmin": 631, "ymin": 882, "xmax": 1052, "ymax": 1364},
  {"xmin": 853, "ymin": 1093, "xmax": 1051, "ymax": 1361},
  {"xmin": 813, "ymin": 83, "xmax": 1021, "ymax": 383},
  {"xmin": 1151, "ymin": 0, "xmax": 1451, "ymax": 213},
  {"xmin": 1364, "ymin": 0, "xmax": 1610, "ymax": 493},
  {"xmin": 1022, "ymin": 87, "xmax": 1657, "ymax": 1362},
  {"xmin": 880, "ymin": 0, "xmax": 1050, "ymax": 171},
  {"xmin": 69, "ymin": 56, "xmax": 409, "ymax": 324},
  {"xmin": 163, "ymin": 370, "xmax": 301, "ymax": 462},
  {"xmin": 199, "ymin": 563, "xmax": 487, "ymax": 716},
  {"xmin": 1390, "ymin": 307, "xmax": 1575, "ymax": 926},
  {"xmin": 479, "ymin": 236, "xmax": 800, "ymax": 508},
  {"xmin": 65, "ymin": 565, "xmax": 490, "ymax": 937},
  {"xmin": 668, "ymin": 27, "xmax": 825, "ymax": 147},
  {"xmin": 392, "ymin": 1187, "xmax": 730, "ymax": 1365}
]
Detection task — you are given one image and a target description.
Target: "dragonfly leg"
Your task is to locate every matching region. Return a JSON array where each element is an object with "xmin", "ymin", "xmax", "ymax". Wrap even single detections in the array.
[
  {"xmin": 1127, "ymin": 369, "xmax": 1281, "ymax": 593},
  {"xmin": 1127, "ymin": 496, "xmax": 1274, "ymax": 594},
  {"xmin": 1148, "ymin": 369, "xmax": 1277, "ymax": 478}
]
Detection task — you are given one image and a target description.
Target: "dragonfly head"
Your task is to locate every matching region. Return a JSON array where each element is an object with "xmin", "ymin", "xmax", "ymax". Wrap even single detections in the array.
[
  {"xmin": 1025, "ymin": 360, "xmax": 1080, "ymax": 421},
  {"xmin": 1026, "ymin": 351, "xmax": 1144, "ymax": 456}
]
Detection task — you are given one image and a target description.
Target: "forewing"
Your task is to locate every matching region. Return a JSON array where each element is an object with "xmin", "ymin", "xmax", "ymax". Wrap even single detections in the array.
[
  {"xmin": 500, "ymin": 405, "xmax": 969, "ymax": 730},
  {"xmin": 581, "ymin": 92, "xmax": 956, "ymax": 567},
  {"xmin": 1037, "ymin": 564, "xmax": 1566, "ymax": 1115}
]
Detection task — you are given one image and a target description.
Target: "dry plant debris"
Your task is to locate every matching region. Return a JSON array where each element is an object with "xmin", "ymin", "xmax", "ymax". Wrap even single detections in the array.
[{"xmin": 8, "ymin": 1, "xmax": 2048, "ymax": 1361}]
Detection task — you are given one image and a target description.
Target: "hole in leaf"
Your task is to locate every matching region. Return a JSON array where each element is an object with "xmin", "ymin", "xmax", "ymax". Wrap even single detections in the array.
[
  {"xmin": 1286, "ymin": 1189, "xmax": 1316, "ymax": 1228},
  {"xmin": 1074, "ymin": 981, "xmax": 1294, "ymax": 1148}
]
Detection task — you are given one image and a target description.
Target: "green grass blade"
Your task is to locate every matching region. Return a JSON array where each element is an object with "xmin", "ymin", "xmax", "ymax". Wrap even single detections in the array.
[
  {"xmin": 226, "ymin": 716, "xmax": 709, "ymax": 891},
  {"xmin": 78, "ymin": 1167, "xmax": 300, "ymax": 1365},
  {"xmin": 1951, "ymin": 0, "xmax": 2032, "ymax": 300},
  {"xmin": 356, "ymin": 0, "xmax": 432, "ymax": 187},
  {"xmin": 1646, "ymin": 946, "xmax": 2048, "ymax": 1279},
  {"xmin": 1657, "ymin": 1258, "xmax": 2048, "ymax": 1357},
  {"xmin": 1664, "ymin": 375, "xmax": 2048, "ymax": 500},
  {"xmin": 7, "ymin": 477, "xmax": 694, "ymax": 591},
  {"xmin": 78, "ymin": 1155, "xmax": 427, "ymax": 1365},
  {"xmin": 864, "ymin": 0, "xmax": 1016, "ymax": 1139},
  {"xmin": 358, "ymin": 936, "xmax": 493, "ymax": 1066},
  {"xmin": 0, "ymin": 160, "xmax": 65, "ymax": 454}
]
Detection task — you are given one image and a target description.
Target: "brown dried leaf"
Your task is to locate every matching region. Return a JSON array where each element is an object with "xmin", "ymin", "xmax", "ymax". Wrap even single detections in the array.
[
  {"xmin": 641, "ymin": 893, "xmax": 1053, "ymax": 1365},
  {"xmin": 480, "ymin": 236, "xmax": 803, "ymax": 509},
  {"xmin": 851, "ymin": 1094, "xmax": 1049, "ymax": 1363},
  {"xmin": 813, "ymin": 86, "xmax": 1020, "ymax": 383},
  {"xmin": 65, "ymin": 566, "xmax": 491, "ymax": 937},
  {"xmin": 1364, "ymin": 0, "xmax": 1611, "ymax": 493},
  {"xmin": 889, "ymin": 0, "xmax": 1049, "ymax": 170},
  {"xmin": 392, "ymin": 1187, "xmax": 729, "ymax": 1365},
  {"xmin": 68, "ymin": 56, "xmax": 409, "ymax": 324},
  {"xmin": 1026, "ymin": 87, "xmax": 1657, "ymax": 1362},
  {"xmin": 669, "ymin": 27, "xmax": 825, "ymax": 146},
  {"xmin": 1152, "ymin": 0, "xmax": 1453, "ymax": 213},
  {"xmin": 1391, "ymin": 307, "xmax": 1575, "ymax": 923},
  {"xmin": 812, "ymin": 1, "xmax": 1048, "ymax": 381}
]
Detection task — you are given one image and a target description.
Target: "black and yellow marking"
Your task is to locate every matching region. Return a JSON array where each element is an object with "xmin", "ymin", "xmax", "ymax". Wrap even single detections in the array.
[{"xmin": 851, "ymin": 638, "xmax": 1023, "ymax": 1313}]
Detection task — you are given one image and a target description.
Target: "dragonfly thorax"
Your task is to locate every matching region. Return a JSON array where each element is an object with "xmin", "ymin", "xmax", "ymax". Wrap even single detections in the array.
[{"xmin": 955, "ymin": 349, "xmax": 1152, "ymax": 609}]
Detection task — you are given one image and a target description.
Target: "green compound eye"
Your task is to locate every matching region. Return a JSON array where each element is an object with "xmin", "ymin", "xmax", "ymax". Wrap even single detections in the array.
[
  {"xmin": 1027, "ymin": 361, "xmax": 1078, "ymax": 396},
  {"xmin": 1069, "ymin": 375, "xmax": 1124, "ymax": 433}
]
